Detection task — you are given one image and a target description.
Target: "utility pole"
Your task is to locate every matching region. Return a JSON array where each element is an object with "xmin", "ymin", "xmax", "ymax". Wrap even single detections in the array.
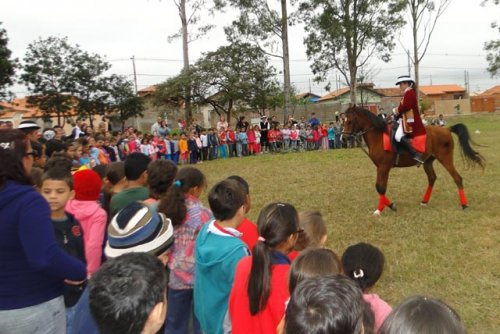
[
  {"xmin": 430, "ymin": 74, "xmax": 433, "ymax": 85},
  {"xmin": 131, "ymin": 55, "xmax": 139, "ymax": 129},
  {"xmin": 131, "ymin": 56, "xmax": 138, "ymax": 94},
  {"xmin": 406, "ymin": 49, "xmax": 411, "ymax": 76}
]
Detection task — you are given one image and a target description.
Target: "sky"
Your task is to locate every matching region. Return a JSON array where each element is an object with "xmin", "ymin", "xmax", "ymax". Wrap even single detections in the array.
[{"xmin": 2, "ymin": 0, "xmax": 499, "ymax": 98}]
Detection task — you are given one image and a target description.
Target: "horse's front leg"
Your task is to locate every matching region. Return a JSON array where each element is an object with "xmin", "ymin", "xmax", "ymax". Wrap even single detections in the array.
[{"xmin": 373, "ymin": 165, "xmax": 396, "ymax": 216}]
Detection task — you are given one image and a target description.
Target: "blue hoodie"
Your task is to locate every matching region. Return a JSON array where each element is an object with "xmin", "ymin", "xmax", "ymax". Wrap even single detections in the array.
[
  {"xmin": 194, "ymin": 221, "xmax": 249, "ymax": 334},
  {"xmin": 0, "ymin": 181, "xmax": 87, "ymax": 310}
]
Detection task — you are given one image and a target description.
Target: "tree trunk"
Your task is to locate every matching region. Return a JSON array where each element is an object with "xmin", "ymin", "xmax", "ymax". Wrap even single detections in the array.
[
  {"xmin": 349, "ymin": 67, "xmax": 357, "ymax": 105},
  {"xmin": 411, "ymin": 1, "xmax": 420, "ymax": 103},
  {"xmin": 281, "ymin": 0, "xmax": 292, "ymax": 124},
  {"xmin": 180, "ymin": 0, "xmax": 192, "ymax": 126}
]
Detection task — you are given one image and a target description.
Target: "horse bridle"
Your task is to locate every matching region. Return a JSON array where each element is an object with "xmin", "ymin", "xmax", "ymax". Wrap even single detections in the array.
[{"xmin": 342, "ymin": 111, "xmax": 374, "ymax": 156}]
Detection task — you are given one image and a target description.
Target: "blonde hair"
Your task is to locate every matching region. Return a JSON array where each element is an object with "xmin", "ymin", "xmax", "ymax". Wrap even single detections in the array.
[{"xmin": 295, "ymin": 210, "xmax": 327, "ymax": 251}]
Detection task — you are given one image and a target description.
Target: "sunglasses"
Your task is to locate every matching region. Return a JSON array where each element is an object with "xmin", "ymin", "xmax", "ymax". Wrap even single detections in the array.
[{"xmin": 25, "ymin": 151, "xmax": 36, "ymax": 157}]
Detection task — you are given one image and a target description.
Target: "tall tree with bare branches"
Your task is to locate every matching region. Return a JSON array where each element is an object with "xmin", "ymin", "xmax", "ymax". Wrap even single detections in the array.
[
  {"xmin": 168, "ymin": 0, "xmax": 216, "ymax": 125},
  {"xmin": 403, "ymin": 0, "xmax": 452, "ymax": 97}
]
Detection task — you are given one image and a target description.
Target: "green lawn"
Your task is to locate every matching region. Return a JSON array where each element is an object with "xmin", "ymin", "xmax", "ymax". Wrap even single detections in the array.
[{"xmin": 195, "ymin": 113, "xmax": 500, "ymax": 333}]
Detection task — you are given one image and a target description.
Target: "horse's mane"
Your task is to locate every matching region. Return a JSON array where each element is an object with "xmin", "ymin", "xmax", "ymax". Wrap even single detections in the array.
[{"xmin": 350, "ymin": 106, "xmax": 387, "ymax": 132}]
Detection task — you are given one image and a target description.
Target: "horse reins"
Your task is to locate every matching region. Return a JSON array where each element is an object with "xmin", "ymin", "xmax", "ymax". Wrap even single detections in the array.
[{"xmin": 342, "ymin": 114, "xmax": 374, "ymax": 157}]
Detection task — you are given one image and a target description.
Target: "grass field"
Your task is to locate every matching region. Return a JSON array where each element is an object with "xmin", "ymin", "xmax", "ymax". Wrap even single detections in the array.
[{"xmin": 195, "ymin": 113, "xmax": 500, "ymax": 333}]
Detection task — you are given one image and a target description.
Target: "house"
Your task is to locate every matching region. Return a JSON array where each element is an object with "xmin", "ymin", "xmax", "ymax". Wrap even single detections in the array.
[
  {"xmin": 0, "ymin": 97, "xmax": 106, "ymax": 132},
  {"xmin": 317, "ymin": 84, "xmax": 387, "ymax": 113},
  {"xmin": 296, "ymin": 92, "xmax": 321, "ymax": 103},
  {"xmin": 474, "ymin": 85, "xmax": 500, "ymax": 112}
]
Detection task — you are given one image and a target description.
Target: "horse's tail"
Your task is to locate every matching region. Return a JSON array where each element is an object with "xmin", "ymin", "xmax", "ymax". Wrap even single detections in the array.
[{"xmin": 450, "ymin": 124, "xmax": 485, "ymax": 169}]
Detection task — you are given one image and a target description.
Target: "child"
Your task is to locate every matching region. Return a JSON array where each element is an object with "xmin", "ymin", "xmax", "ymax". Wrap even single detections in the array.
[
  {"xmin": 157, "ymin": 167, "xmax": 212, "ymax": 334},
  {"xmin": 289, "ymin": 210, "xmax": 328, "ymax": 261},
  {"xmin": 229, "ymin": 202, "xmax": 300, "ymax": 334},
  {"xmin": 218, "ymin": 128, "xmax": 228, "ymax": 159},
  {"xmin": 140, "ymin": 137, "xmax": 151, "ymax": 157},
  {"xmin": 200, "ymin": 130, "xmax": 209, "ymax": 161},
  {"xmin": 342, "ymin": 242, "xmax": 392, "ymax": 332},
  {"xmin": 253, "ymin": 125, "xmax": 261, "ymax": 154},
  {"xmin": 194, "ymin": 179, "xmax": 249, "ymax": 334},
  {"xmin": 171, "ymin": 133, "xmax": 180, "ymax": 164},
  {"xmin": 40, "ymin": 168, "xmax": 87, "ymax": 333},
  {"xmin": 208, "ymin": 128, "xmax": 219, "ymax": 160},
  {"xmin": 379, "ymin": 296, "xmax": 466, "ymax": 334},
  {"xmin": 88, "ymin": 253, "xmax": 168, "ymax": 334},
  {"xmin": 163, "ymin": 133, "xmax": 172, "ymax": 160},
  {"xmin": 143, "ymin": 159, "xmax": 178, "ymax": 208},
  {"xmin": 290, "ymin": 125, "xmax": 299, "ymax": 151},
  {"xmin": 284, "ymin": 275, "xmax": 366, "ymax": 334},
  {"xmin": 179, "ymin": 133, "xmax": 189, "ymax": 165},
  {"xmin": 239, "ymin": 128, "xmax": 248, "ymax": 156},
  {"xmin": 235, "ymin": 128, "xmax": 242, "ymax": 157},
  {"xmin": 188, "ymin": 132, "xmax": 198, "ymax": 164},
  {"xmin": 65, "ymin": 170, "xmax": 107, "ymax": 277},
  {"xmin": 247, "ymin": 126, "xmax": 255, "ymax": 155},
  {"xmin": 228, "ymin": 175, "xmax": 259, "ymax": 251},
  {"xmin": 281, "ymin": 124, "xmax": 290, "ymax": 152},
  {"xmin": 328, "ymin": 122, "xmax": 335, "ymax": 149},
  {"xmin": 321, "ymin": 124, "xmax": 329, "ymax": 150}
]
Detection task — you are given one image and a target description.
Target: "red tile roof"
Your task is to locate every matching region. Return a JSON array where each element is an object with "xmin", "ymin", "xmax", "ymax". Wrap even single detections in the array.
[
  {"xmin": 480, "ymin": 85, "xmax": 500, "ymax": 96},
  {"xmin": 0, "ymin": 98, "xmax": 78, "ymax": 119},
  {"xmin": 374, "ymin": 88, "xmax": 402, "ymax": 97},
  {"xmin": 418, "ymin": 85, "xmax": 465, "ymax": 96},
  {"xmin": 318, "ymin": 87, "xmax": 351, "ymax": 102}
]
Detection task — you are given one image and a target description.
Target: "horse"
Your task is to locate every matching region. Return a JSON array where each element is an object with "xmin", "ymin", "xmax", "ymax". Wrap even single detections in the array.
[{"xmin": 342, "ymin": 105, "xmax": 485, "ymax": 215}]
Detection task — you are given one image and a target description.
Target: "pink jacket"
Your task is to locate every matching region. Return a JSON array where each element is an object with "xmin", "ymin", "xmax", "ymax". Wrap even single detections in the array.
[
  {"xmin": 65, "ymin": 200, "xmax": 107, "ymax": 277},
  {"xmin": 364, "ymin": 293, "xmax": 392, "ymax": 332}
]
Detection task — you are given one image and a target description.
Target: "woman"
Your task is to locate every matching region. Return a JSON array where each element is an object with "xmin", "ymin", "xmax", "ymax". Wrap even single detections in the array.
[
  {"xmin": 216, "ymin": 115, "xmax": 228, "ymax": 132},
  {"xmin": 0, "ymin": 129, "xmax": 87, "ymax": 333}
]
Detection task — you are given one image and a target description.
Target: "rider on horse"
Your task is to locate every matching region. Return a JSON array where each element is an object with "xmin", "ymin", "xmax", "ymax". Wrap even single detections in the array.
[{"xmin": 394, "ymin": 75, "xmax": 425, "ymax": 164}]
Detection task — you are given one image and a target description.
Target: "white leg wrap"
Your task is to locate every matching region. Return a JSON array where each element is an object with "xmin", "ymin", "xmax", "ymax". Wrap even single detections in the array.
[{"xmin": 395, "ymin": 120, "xmax": 404, "ymax": 142}]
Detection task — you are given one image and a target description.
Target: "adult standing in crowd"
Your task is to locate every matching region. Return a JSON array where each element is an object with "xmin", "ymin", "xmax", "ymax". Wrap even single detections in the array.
[
  {"xmin": 217, "ymin": 115, "xmax": 228, "ymax": 132},
  {"xmin": 260, "ymin": 116, "xmax": 270, "ymax": 152},
  {"xmin": 236, "ymin": 116, "xmax": 249, "ymax": 130},
  {"xmin": 308, "ymin": 113, "xmax": 320, "ymax": 128},
  {"xmin": 151, "ymin": 117, "xmax": 163, "ymax": 136},
  {"xmin": 71, "ymin": 120, "xmax": 84, "ymax": 139},
  {"xmin": 0, "ymin": 129, "xmax": 87, "ymax": 333}
]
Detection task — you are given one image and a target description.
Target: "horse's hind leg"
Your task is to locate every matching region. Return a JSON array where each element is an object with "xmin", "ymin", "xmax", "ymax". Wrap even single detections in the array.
[
  {"xmin": 437, "ymin": 155, "xmax": 468, "ymax": 209},
  {"xmin": 373, "ymin": 165, "xmax": 396, "ymax": 215},
  {"xmin": 421, "ymin": 157, "xmax": 437, "ymax": 205}
]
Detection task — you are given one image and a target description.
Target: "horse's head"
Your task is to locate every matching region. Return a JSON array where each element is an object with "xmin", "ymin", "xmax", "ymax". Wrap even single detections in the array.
[{"xmin": 343, "ymin": 105, "xmax": 386, "ymax": 137}]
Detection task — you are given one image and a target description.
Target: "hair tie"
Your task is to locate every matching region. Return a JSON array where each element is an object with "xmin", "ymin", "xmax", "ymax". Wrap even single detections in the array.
[
  {"xmin": 174, "ymin": 180, "xmax": 182, "ymax": 187},
  {"xmin": 258, "ymin": 236, "xmax": 266, "ymax": 243},
  {"xmin": 353, "ymin": 269, "xmax": 364, "ymax": 278},
  {"xmin": 0, "ymin": 142, "xmax": 12, "ymax": 150}
]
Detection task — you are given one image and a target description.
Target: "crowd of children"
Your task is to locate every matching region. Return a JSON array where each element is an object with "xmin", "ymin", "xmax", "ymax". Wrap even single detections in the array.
[{"xmin": 0, "ymin": 122, "xmax": 467, "ymax": 334}]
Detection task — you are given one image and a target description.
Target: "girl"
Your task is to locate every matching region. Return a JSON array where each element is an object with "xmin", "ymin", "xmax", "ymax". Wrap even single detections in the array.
[
  {"xmin": 253, "ymin": 125, "xmax": 261, "ymax": 154},
  {"xmin": 179, "ymin": 133, "xmax": 189, "ymax": 164},
  {"xmin": 247, "ymin": 126, "xmax": 256, "ymax": 155},
  {"xmin": 328, "ymin": 122, "xmax": 335, "ymax": 149},
  {"xmin": 267, "ymin": 125, "xmax": 278, "ymax": 153},
  {"xmin": 229, "ymin": 203, "xmax": 300, "ymax": 334},
  {"xmin": 289, "ymin": 210, "xmax": 328, "ymax": 261},
  {"xmin": 290, "ymin": 124, "xmax": 299, "ymax": 151},
  {"xmin": 157, "ymin": 167, "xmax": 212, "ymax": 334},
  {"xmin": 321, "ymin": 124, "xmax": 329, "ymax": 150},
  {"xmin": 140, "ymin": 137, "xmax": 151, "ymax": 157},
  {"xmin": 342, "ymin": 242, "xmax": 392, "ymax": 332}
]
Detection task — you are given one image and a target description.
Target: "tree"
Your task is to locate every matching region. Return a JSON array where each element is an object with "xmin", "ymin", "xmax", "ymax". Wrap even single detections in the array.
[
  {"xmin": 403, "ymin": 0, "xmax": 452, "ymax": 96},
  {"xmin": 167, "ymin": 0, "xmax": 216, "ymax": 125},
  {"xmin": 298, "ymin": 0, "xmax": 405, "ymax": 104},
  {"xmin": 217, "ymin": 0, "xmax": 294, "ymax": 122},
  {"xmin": 482, "ymin": 0, "xmax": 500, "ymax": 77},
  {"xmin": 71, "ymin": 50, "xmax": 112, "ymax": 128},
  {"xmin": 105, "ymin": 75, "xmax": 144, "ymax": 130},
  {"xmin": 155, "ymin": 43, "xmax": 279, "ymax": 122},
  {"xmin": 0, "ymin": 23, "xmax": 17, "ymax": 101},
  {"xmin": 21, "ymin": 37, "xmax": 79, "ymax": 126}
]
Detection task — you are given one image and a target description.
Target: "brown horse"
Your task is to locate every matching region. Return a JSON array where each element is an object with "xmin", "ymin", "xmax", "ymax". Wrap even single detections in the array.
[{"xmin": 343, "ymin": 106, "xmax": 485, "ymax": 215}]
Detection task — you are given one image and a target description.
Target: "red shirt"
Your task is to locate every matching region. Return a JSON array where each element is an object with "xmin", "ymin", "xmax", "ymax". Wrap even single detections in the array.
[
  {"xmin": 229, "ymin": 257, "xmax": 290, "ymax": 334},
  {"xmin": 397, "ymin": 88, "xmax": 426, "ymax": 137},
  {"xmin": 236, "ymin": 217, "xmax": 259, "ymax": 252}
]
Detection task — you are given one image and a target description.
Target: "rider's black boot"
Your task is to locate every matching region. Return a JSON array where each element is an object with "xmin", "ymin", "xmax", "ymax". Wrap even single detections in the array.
[{"xmin": 400, "ymin": 136, "xmax": 424, "ymax": 164}]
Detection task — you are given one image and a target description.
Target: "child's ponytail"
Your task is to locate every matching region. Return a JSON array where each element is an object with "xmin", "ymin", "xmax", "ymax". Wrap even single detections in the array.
[
  {"xmin": 248, "ymin": 203, "xmax": 299, "ymax": 315},
  {"xmin": 157, "ymin": 167, "xmax": 205, "ymax": 227}
]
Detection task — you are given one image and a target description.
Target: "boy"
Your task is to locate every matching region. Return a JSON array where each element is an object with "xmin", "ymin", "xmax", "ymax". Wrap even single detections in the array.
[
  {"xmin": 171, "ymin": 133, "xmax": 180, "ymax": 164},
  {"xmin": 194, "ymin": 179, "xmax": 249, "ymax": 334},
  {"xmin": 109, "ymin": 152, "xmax": 151, "ymax": 216},
  {"xmin": 40, "ymin": 168, "xmax": 87, "ymax": 333},
  {"xmin": 89, "ymin": 253, "xmax": 168, "ymax": 334},
  {"xmin": 227, "ymin": 175, "xmax": 259, "ymax": 251}
]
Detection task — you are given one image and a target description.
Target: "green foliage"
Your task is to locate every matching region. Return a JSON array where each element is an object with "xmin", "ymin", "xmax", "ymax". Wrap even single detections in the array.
[
  {"xmin": 21, "ymin": 36, "xmax": 80, "ymax": 125},
  {"xmin": 0, "ymin": 23, "xmax": 17, "ymax": 100},
  {"xmin": 298, "ymin": 0, "xmax": 405, "ymax": 102},
  {"xmin": 21, "ymin": 36, "xmax": 141, "ymax": 127},
  {"xmin": 155, "ymin": 43, "xmax": 280, "ymax": 121},
  {"xmin": 485, "ymin": 24, "xmax": 500, "ymax": 77}
]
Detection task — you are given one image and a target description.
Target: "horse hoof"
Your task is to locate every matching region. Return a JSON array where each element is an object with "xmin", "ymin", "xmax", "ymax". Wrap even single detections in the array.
[
  {"xmin": 462, "ymin": 205, "xmax": 469, "ymax": 211},
  {"xmin": 373, "ymin": 209, "xmax": 381, "ymax": 216},
  {"xmin": 389, "ymin": 203, "xmax": 397, "ymax": 211},
  {"xmin": 420, "ymin": 202, "xmax": 428, "ymax": 207}
]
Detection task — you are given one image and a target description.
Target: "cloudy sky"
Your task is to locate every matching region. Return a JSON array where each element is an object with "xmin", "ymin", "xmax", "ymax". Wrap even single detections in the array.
[{"xmin": 2, "ymin": 0, "xmax": 499, "ymax": 97}]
